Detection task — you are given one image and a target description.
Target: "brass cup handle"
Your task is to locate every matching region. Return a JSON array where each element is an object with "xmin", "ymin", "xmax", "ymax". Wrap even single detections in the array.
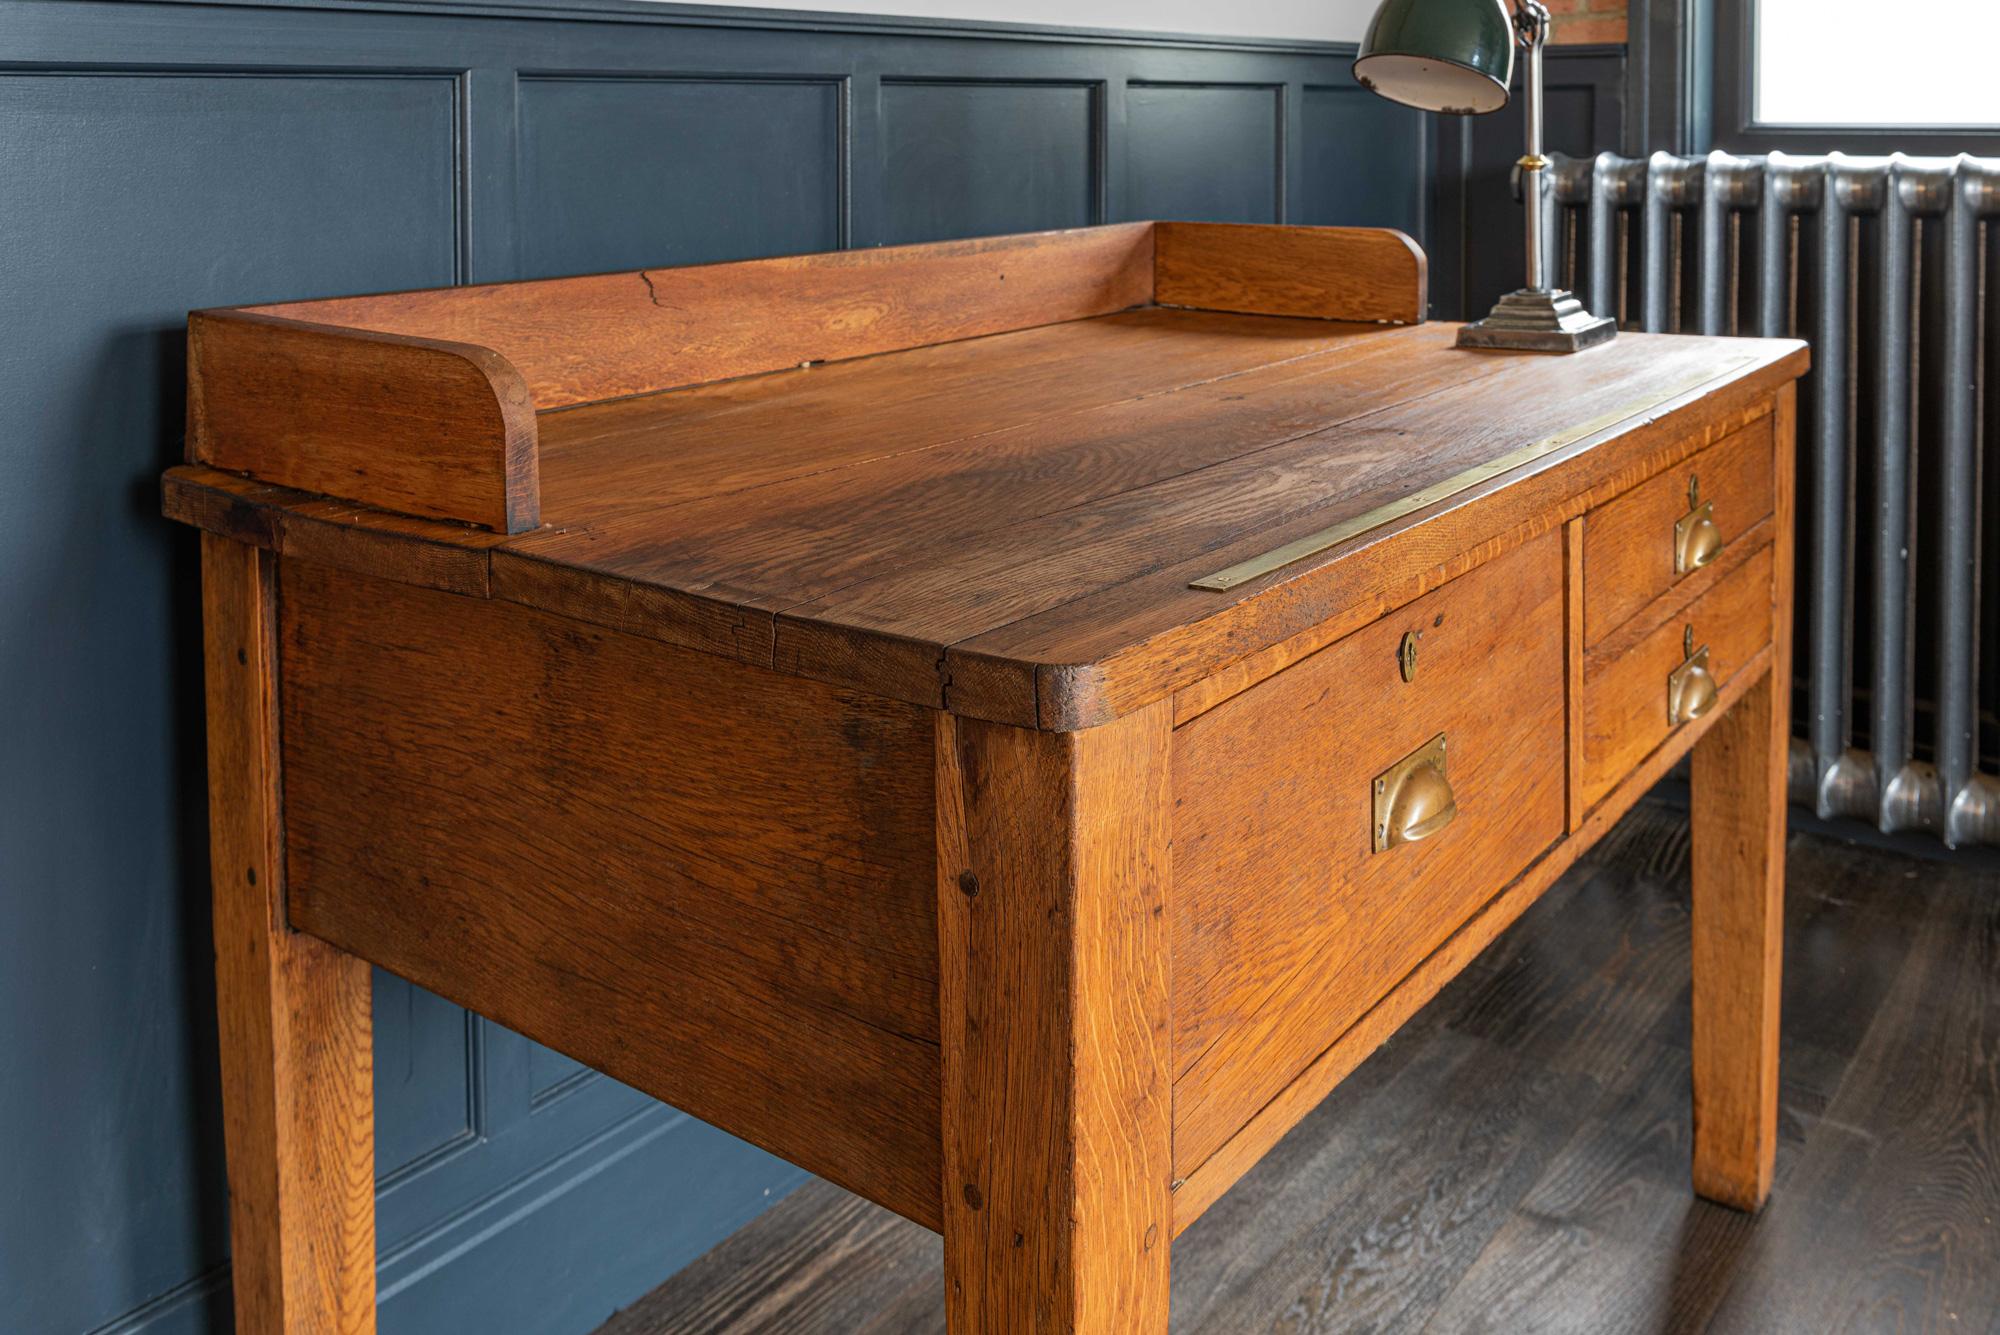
[
  {"xmin": 1387, "ymin": 764, "xmax": 1458, "ymax": 846},
  {"xmin": 1676, "ymin": 501, "xmax": 1722, "ymax": 575},
  {"xmin": 1373, "ymin": 733, "xmax": 1458, "ymax": 852},
  {"xmin": 1669, "ymin": 646, "xmax": 1718, "ymax": 725}
]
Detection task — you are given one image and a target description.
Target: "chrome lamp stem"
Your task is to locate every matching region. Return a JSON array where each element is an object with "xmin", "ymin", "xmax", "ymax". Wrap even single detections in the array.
[
  {"xmin": 1455, "ymin": 0, "xmax": 1617, "ymax": 353},
  {"xmin": 1519, "ymin": 0, "xmax": 1546, "ymax": 292}
]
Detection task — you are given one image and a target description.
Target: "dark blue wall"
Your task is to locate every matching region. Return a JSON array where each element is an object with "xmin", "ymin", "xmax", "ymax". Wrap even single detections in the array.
[{"xmin": 0, "ymin": 2, "xmax": 1426, "ymax": 1331}]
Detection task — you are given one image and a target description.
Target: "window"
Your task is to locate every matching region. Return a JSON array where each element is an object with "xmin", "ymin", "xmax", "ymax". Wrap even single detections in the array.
[{"xmin": 1752, "ymin": 0, "xmax": 2000, "ymax": 128}]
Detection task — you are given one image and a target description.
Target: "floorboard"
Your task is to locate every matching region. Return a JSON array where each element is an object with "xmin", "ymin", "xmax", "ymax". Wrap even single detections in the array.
[{"xmin": 595, "ymin": 799, "xmax": 2000, "ymax": 1335}]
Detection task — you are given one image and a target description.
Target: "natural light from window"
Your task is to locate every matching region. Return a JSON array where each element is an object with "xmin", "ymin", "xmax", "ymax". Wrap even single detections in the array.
[{"xmin": 1757, "ymin": 0, "xmax": 2000, "ymax": 126}]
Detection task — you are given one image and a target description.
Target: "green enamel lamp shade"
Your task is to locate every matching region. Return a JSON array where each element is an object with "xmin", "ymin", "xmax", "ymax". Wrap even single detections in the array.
[{"xmin": 1353, "ymin": 0, "xmax": 1515, "ymax": 115}]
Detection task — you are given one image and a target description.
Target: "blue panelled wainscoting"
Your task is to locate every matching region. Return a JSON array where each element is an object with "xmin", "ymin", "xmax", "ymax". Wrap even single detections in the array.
[{"xmin": 0, "ymin": 2, "xmax": 1438, "ymax": 1331}]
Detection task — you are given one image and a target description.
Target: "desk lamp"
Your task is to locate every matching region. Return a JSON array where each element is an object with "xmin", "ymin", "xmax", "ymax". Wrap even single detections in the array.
[{"xmin": 1354, "ymin": 0, "xmax": 1616, "ymax": 352}]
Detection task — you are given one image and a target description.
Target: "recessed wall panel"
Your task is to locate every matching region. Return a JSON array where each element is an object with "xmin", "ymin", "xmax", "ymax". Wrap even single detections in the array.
[
  {"xmin": 374, "ymin": 978, "xmax": 477, "ymax": 1179},
  {"xmin": 1125, "ymin": 83, "xmax": 1280, "ymax": 223},
  {"xmin": 0, "ymin": 68, "xmax": 457, "ymax": 1335},
  {"xmin": 529, "ymin": 1042, "xmax": 596, "ymax": 1108},
  {"xmin": 879, "ymin": 80, "xmax": 1095, "ymax": 245},
  {"xmin": 1300, "ymin": 84, "xmax": 1424, "ymax": 236},
  {"xmin": 518, "ymin": 77, "xmax": 841, "ymax": 279}
]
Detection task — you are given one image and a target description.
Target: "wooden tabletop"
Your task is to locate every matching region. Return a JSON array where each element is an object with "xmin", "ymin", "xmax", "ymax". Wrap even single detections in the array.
[
  {"xmin": 520, "ymin": 310, "xmax": 1802, "ymax": 718},
  {"xmin": 169, "ymin": 305, "xmax": 1804, "ymax": 729}
]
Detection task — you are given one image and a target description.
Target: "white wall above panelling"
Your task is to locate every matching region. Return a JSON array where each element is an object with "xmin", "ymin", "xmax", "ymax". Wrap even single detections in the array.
[{"xmin": 669, "ymin": 0, "xmax": 1382, "ymax": 43}]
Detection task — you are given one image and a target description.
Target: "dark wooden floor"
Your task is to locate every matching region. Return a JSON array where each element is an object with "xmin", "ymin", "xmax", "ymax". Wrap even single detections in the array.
[{"xmin": 596, "ymin": 799, "xmax": 2000, "ymax": 1335}]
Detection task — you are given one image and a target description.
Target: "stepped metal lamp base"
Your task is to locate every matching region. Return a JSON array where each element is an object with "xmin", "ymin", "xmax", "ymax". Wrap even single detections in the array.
[{"xmin": 1457, "ymin": 287, "xmax": 1617, "ymax": 353}]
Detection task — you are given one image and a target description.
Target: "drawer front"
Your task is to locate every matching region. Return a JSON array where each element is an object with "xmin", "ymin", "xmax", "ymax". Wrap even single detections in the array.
[
  {"xmin": 1580, "ymin": 541, "xmax": 1775, "ymax": 809},
  {"xmin": 1583, "ymin": 414, "xmax": 1775, "ymax": 649},
  {"xmin": 1171, "ymin": 532, "xmax": 1566, "ymax": 1170}
]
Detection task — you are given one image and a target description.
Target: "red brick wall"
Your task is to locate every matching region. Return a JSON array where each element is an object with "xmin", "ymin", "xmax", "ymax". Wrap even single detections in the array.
[{"xmin": 1549, "ymin": 0, "xmax": 1626, "ymax": 44}]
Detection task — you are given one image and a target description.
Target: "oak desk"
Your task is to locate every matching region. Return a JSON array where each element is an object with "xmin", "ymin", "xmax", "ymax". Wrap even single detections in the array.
[{"xmin": 164, "ymin": 221, "xmax": 1807, "ymax": 1333}]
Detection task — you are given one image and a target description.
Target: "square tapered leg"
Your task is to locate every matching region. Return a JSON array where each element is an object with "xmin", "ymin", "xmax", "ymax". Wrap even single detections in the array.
[
  {"xmin": 204, "ymin": 535, "xmax": 377, "ymax": 1334},
  {"xmin": 936, "ymin": 702, "xmax": 1174, "ymax": 1331}
]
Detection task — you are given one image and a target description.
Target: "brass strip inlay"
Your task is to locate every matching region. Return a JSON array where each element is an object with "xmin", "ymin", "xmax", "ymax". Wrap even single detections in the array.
[{"xmin": 1189, "ymin": 357, "xmax": 1757, "ymax": 593}]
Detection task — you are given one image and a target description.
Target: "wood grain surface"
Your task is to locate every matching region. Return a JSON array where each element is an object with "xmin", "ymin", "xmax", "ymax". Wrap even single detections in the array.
[
  {"xmin": 1154, "ymin": 221, "xmax": 1426, "ymax": 324},
  {"xmin": 937, "ymin": 703, "xmax": 1175, "ymax": 1331},
  {"xmin": 1580, "ymin": 540, "xmax": 1775, "ymax": 810},
  {"xmin": 515, "ymin": 312, "xmax": 1434, "ymax": 604},
  {"xmin": 1689, "ymin": 665, "xmax": 1786, "ymax": 1211},
  {"xmin": 529, "ymin": 307, "xmax": 1384, "ymax": 524},
  {"xmin": 1170, "ymin": 533, "xmax": 1567, "ymax": 1171},
  {"xmin": 1582, "ymin": 413, "xmax": 1774, "ymax": 647},
  {"xmin": 513, "ymin": 317, "xmax": 1488, "ymax": 713},
  {"xmin": 1687, "ymin": 381, "xmax": 1795, "ymax": 1213},
  {"xmin": 165, "ymin": 465, "xmax": 507, "ymax": 596},
  {"xmin": 169, "ymin": 297, "xmax": 1807, "ymax": 732},
  {"xmin": 238, "ymin": 225, "xmax": 1157, "ymax": 408},
  {"xmin": 1564, "ymin": 516, "xmax": 1587, "ymax": 831},
  {"xmin": 202, "ymin": 535, "xmax": 377, "ymax": 1335},
  {"xmin": 788, "ymin": 336, "xmax": 1722, "ymax": 657},
  {"xmin": 188, "ymin": 310, "xmax": 538, "ymax": 532},
  {"xmin": 1171, "ymin": 640, "xmax": 1775, "ymax": 1231},
  {"xmin": 955, "ymin": 348, "xmax": 1800, "ymax": 729},
  {"xmin": 278, "ymin": 560, "xmax": 946, "ymax": 1228}
]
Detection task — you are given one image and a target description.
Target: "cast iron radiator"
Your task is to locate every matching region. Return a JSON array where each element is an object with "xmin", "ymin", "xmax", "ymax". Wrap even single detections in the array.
[{"xmin": 1542, "ymin": 151, "xmax": 1999, "ymax": 849}]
